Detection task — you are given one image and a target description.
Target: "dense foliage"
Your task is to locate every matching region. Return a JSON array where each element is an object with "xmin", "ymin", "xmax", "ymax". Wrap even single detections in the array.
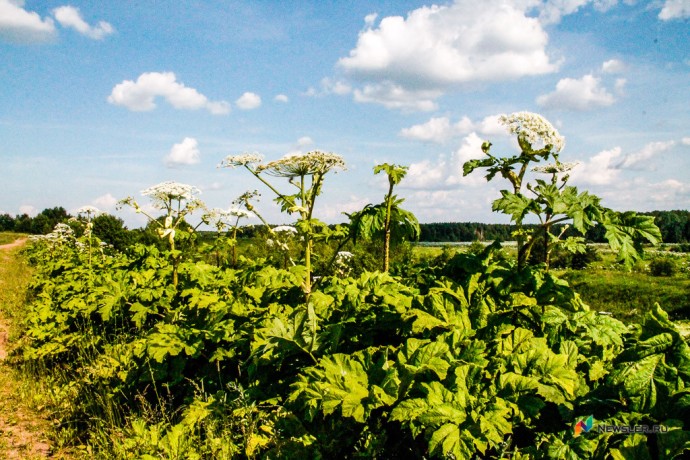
[{"xmin": 10, "ymin": 115, "xmax": 690, "ymax": 458}]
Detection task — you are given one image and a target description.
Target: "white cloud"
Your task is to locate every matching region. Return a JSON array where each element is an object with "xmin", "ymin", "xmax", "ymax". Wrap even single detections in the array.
[
  {"xmin": 319, "ymin": 195, "xmax": 371, "ymax": 219},
  {"xmin": 108, "ymin": 72, "xmax": 230, "ymax": 114},
  {"xmin": 353, "ymin": 83, "xmax": 441, "ymax": 112},
  {"xmin": 274, "ymin": 94, "xmax": 289, "ymax": 103},
  {"xmin": 569, "ymin": 147, "xmax": 623, "ymax": 185},
  {"xmin": 364, "ymin": 13, "xmax": 378, "ymax": 27},
  {"xmin": 404, "ymin": 133, "xmax": 487, "ymax": 189},
  {"xmin": 536, "ymin": 74, "xmax": 616, "ymax": 111},
  {"xmin": 602, "ymin": 59, "xmax": 625, "ymax": 73},
  {"xmin": 93, "ymin": 193, "xmax": 118, "ymax": 211},
  {"xmin": 682, "ymin": 137, "xmax": 690, "ymax": 146},
  {"xmin": 285, "ymin": 136, "xmax": 315, "ymax": 157},
  {"xmin": 616, "ymin": 140, "xmax": 675, "ymax": 169},
  {"xmin": 536, "ymin": 0, "xmax": 621, "ymax": 24},
  {"xmin": 235, "ymin": 92, "xmax": 262, "ymax": 110},
  {"xmin": 297, "ymin": 136, "xmax": 313, "ymax": 147},
  {"xmin": 165, "ymin": 137, "xmax": 201, "ymax": 167},
  {"xmin": 19, "ymin": 204, "xmax": 37, "ymax": 216},
  {"xmin": 400, "ymin": 114, "xmax": 505, "ymax": 143},
  {"xmin": 339, "ymin": 1, "xmax": 558, "ymax": 110},
  {"xmin": 0, "ymin": 0, "xmax": 56, "ymax": 43},
  {"xmin": 569, "ymin": 140, "xmax": 676, "ymax": 186},
  {"xmin": 52, "ymin": 5, "xmax": 113, "ymax": 40},
  {"xmin": 659, "ymin": 0, "xmax": 690, "ymax": 20}
]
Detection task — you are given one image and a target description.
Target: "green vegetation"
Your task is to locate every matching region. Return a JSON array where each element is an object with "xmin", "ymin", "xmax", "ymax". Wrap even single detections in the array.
[
  {"xmin": 3, "ymin": 114, "xmax": 690, "ymax": 458},
  {"xmin": 0, "ymin": 232, "xmax": 25, "ymax": 245}
]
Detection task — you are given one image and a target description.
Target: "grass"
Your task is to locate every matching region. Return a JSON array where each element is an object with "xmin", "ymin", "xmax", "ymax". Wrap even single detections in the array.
[
  {"xmin": 0, "ymin": 241, "xmax": 77, "ymax": 459},
  {"xmin": 558, "ymin": 249, "xmax": 690, "ymax": 325},
  {"xmin": 0, "ymin": 232, "xmax": 26, "ymax": 246}
]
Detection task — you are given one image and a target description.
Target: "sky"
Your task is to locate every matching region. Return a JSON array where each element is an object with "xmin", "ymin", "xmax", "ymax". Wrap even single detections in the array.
[{"xmin": 1, "ymin": 0, "xmax": 689, "ymax": 228}]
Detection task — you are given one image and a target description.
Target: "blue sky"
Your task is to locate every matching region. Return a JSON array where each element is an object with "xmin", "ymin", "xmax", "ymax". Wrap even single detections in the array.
[{"xmin": 1, "ymin": 0, "xmax": 688, "ymax": 227}]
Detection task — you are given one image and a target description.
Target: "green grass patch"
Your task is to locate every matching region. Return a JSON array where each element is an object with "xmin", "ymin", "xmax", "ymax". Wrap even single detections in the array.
[
  {"xmin": 562, "ymin": 269, "xmax": 690, "ymax": 323},
  {"xmin": 0, "ymin": 232, "xmax": 26, "ymax": 246}
]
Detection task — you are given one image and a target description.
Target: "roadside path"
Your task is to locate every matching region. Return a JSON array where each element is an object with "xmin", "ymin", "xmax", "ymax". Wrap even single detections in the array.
[{"xmin": 0, "ymin": 239, "xmax": 57, "ymax": 458}]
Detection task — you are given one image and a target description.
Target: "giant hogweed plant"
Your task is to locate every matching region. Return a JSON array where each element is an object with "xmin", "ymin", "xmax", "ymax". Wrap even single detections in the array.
[
  {"xmin": 348, "ymin": 163, "xmax": 420, "ymax": 272},
  {"xmin": 220, "ymin": 151, "xmax": 346, "ymax": 296},
  {"xmin": 464, "ymin": 112, "xmax": 661, "ymax": 270},
  {"xmin": 119, "ymin": 181, "xmax": 205, "ymax": 287}
]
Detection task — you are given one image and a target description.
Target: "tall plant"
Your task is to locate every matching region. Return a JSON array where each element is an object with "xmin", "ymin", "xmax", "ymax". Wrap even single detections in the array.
[
  {"xmin": 219, "ymin": 151, "xmax": 345, "ymax": 296},
  {"xmin": 348, "ymin": 163, "xmax": 420, "ymax": 272},
  {"xmin": 119, "ymin": 181, "xmax": 205, "ymax": 287},
  {"xmin": 464, "ymin": 112, "xmax": 661, "ymax": 270}
]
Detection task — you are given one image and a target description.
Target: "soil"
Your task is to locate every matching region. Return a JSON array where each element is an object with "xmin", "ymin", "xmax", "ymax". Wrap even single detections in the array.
[{"xmin": 0, "ymin": 238, "xmax": 59, "ymax": 458}]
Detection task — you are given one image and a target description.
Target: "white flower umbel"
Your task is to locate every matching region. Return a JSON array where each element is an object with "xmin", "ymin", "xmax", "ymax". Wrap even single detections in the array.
[
  {"xmin": 273, "ymin": 225, "xmax": 298, "ymax": 234},
  {"xmin": 499, "ymin": 112, "xmax": 565, "ymax": 153},
  {"xmin": 141, "ymin": 181, "xmax": 202, "ymax": 208},
  {"xmin": 218, "ymin": 152, "xmax": 264, "ymax": 169},
  {"xmin": 75, "ymin": 205, "xmax": 102, "ymax": 218},
  {"xmin": 532, "ymin": 162, "xmax": 579, "ymax": 174},
  {"xmin": 257, "ymin": 150, "xmax": 345, "ymax": 177},
  {"xmin": 202, "ymin": 207, "xmax": 253, "ymax": 231}
]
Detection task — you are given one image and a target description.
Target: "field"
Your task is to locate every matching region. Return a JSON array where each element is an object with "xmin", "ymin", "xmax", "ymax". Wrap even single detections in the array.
[{"xmin": 1, "ymin": 227, "xmax": 688, "ymax": 459}]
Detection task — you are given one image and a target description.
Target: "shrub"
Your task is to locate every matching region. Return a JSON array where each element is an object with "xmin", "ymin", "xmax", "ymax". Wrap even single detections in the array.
[{"xmin": 649, "ymin": 257, "xmax": 677, "ymax": 276}]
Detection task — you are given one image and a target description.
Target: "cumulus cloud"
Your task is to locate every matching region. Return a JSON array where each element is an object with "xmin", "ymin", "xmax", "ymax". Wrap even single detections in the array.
[
  {"xmin": 616, "ymin": 140, "xmax": 675, "ymax": 169},
  {"xmin": 108, "ymin": 72, "xmax": 230, "ymax": 114},
  {"xmin": 537, "ymin": 0, "xmax": 622, "ymax": 24},
  {"xmin": 305, "ymin": 78, "xmax": 353, "ymax": 98},
  {"xmin": 353, "ymin": 83, "xmax": 441, "ymax": 112},
  {"xmin": 0, "ymin": 0, "xmax": 56, "ymax": 43},
  {"xmin": 602, "ymin": 58, "xmax": 625, "ymax": 73},
  {"xmin": 165, "ymin": 137, "xmax": 201, "ymax": 167},
  {"xmin": 569, "ymin": 147, "xmax": 623, "ymax": 185},
  {"xmin": 536, "ymin": 74, "xmax": 617, "ymax": 111},
  {"xmin": 400, "ymin": 114, "xmax": 504, "ymax": 143},
  {"xmin": 285, "ymin": 136, "xmax": 315, "ymax": 157},
  {"xmin": 92, "ymin": 193, "xmax": 118, "ymax": 211},
  {"xmin": 274, "ymin": 94, "xmax": 289, "ymax": 103},
  {"xmin": 52, "ymin": 5, "xmax": 113, "ymax": 39},
  {"xmin": 569, "ymin": 140, "xmax": 676, "ymax": 186},
  {"xmin": 659, "ymin": 0, "xmax": 690, "ymax": 20},
  {"xmin": 404, "ymin": 133, "xmax": 487, "ymax": 189},
  {"xmin": 338, "ymin": 1, "xmax": 558, "ymax": 110},
  {"xmin": 235, "ymin": 92, "xmax": 262, "ymax": 110}
]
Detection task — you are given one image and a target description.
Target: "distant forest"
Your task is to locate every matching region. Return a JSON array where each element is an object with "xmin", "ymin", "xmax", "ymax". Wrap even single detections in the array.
[
  {"xmin": 419, "ymin": 210, "xmax": 690, "ymax": 243},
  {"xmin": 2, "ymin": 208, "xmax": 690, "ymax": 244}
]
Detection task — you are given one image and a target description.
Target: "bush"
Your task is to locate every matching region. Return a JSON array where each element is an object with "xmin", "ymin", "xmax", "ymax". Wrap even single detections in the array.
[{"xmin": 649, "ymin": 257, "xmax": 677, "ymax": 276}]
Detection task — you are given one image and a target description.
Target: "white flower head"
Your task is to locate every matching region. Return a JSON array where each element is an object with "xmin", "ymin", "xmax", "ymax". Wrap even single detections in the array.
[
  {"xmin": 218, "ymin": 152, "xmax": 264, "ymax": 169},
  {"xmin": 203, "ymin": 207, "xmax": 253, "ymax": 230},
  {"xmin": 273, "ymin": 225, "xmax": 298, "ymax": 234},
  {"xmin": 75, "ymin": 205, "xmax": 103, "ymax": 221},
  {"xmin": 532, "ymin": 162, "xmax": 579, "ymax": 174},
  {"xmin": 140, "ymin": 181, "xmax": 202, "ymax": 209},
  {"xmin": 257, "ymin": 150, "xmax": 345, "ymax": 177},
  {"xmin": 336, "ymin": 251, "xmax": 354, "ymax": 259},
  {"xmin": 499, "ymin": 112, "xmax": 565, "ymax": 153}
]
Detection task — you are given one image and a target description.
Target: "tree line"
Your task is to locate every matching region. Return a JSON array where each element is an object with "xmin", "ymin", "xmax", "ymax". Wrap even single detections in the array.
[{"xmin": 2, "ymin": 207, "xmax": 690, "ymax": 245}]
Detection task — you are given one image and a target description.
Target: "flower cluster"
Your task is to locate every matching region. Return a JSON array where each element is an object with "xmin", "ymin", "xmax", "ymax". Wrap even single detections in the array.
[
  {"xmin": 257, "ymin": 151, "xmax": 345, "ymax": 177},
  {"xmin": 499, "ymin": 112, "xmax": 565, "ymax": 153},
  {"xmin": 532, "ymin": 162, "xmax": 579, "ymax": 174},
  {"xmin": 218, "ymin": 152, "xmax": 264, "ymax": 169},
  {"xmin": 75, "ymin": 205, "xmax": 102, "ymax": 218},
  {"xmin": 273, "ymin": 225, "xmax": 297, "ymax": 234},
  {"xmin": 202, "ymin": 207, "xmax": 253, "ymax": 231},
  {"xmin": 141, "ymin": 181, "xmax": 201, "ymax": 202}
]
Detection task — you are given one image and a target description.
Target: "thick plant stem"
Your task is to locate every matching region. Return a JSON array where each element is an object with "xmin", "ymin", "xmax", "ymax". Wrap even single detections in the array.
[{"xmin": 383, "ymin": 177, "xmax": 394, "ymax": 273}]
